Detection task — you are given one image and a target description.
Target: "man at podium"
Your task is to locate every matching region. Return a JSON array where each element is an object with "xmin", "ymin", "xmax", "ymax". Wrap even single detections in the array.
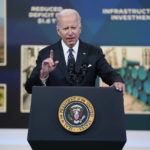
[{"xmin": 25, "ymin": 9, "xmax": 125, "ymax": 94}]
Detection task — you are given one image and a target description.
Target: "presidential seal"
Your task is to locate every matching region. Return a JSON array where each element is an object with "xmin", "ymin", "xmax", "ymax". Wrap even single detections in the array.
[{"xmin": 58, "ymin": 96, "xmax": 95, "ymax": 133}]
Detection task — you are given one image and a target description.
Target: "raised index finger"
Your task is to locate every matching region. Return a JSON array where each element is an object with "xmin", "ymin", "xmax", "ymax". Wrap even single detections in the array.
[{"xmin": 50, "ymin": 50, "xmax": 54, "ymax": 59}]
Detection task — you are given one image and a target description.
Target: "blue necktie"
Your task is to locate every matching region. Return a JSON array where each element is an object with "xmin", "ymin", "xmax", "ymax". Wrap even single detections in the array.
[{"xmin": 68, "ymin": 48, "xmax": 75, "ymax": 65}]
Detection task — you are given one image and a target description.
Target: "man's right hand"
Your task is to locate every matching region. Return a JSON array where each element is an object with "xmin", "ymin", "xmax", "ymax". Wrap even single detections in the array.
[{"xmin": 40, "ymin": 50, "xmax": 59, "ymax": 78}]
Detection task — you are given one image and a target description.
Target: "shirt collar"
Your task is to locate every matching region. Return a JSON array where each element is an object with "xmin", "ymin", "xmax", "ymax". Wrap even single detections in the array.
[{"xmin": 61, "ymin": 40, "xmax": 79, "ymax": 55}]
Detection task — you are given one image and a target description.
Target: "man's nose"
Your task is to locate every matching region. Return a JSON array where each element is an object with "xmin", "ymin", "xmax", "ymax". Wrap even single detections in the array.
[{"xmin": 68, "ymin": 28, "xmax": 73, "ymax": 34}]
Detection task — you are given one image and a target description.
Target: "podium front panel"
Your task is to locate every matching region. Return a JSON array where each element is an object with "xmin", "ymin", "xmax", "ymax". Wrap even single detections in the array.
[{"xmin": 28, "ymin": 86, "xmax": 126, "ymax": 149}]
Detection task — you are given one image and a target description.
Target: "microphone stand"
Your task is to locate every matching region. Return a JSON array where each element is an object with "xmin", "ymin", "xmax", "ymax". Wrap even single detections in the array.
[
  {"xmin": 68, "ymin": 60, "xmax": 88, "ymax": 86},
  {"xmin": 74, "ymin": 62, "xmax": 88, "ymax": 86},
  {"xmin": 68, "ymin": 59, "xmax": 76, "ymax": 84}
]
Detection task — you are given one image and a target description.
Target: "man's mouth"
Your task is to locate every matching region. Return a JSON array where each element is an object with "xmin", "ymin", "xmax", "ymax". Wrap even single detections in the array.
[{"xmin": 67, "ymin": 37, "xmax": 75, "ymax": 41}]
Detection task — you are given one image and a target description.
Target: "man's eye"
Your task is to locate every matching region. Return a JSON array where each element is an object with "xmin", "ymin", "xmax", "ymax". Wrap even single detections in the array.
[
  {"xmin": 72, "ymin": 27, "xmax": 76, "ymax": 29},
  {"xmin": 63, "ymin": 27, "xmax": 68, "ymax": 31}
]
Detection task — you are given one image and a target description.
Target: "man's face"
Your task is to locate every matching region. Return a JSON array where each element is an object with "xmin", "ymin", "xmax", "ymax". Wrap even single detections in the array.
[{"xmin": 56, "ymin": 13, "xmax": 81, "ymax": 48}]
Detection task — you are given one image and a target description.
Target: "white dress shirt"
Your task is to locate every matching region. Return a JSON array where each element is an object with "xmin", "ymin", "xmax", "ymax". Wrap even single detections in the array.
[{"xmin": 61, "ymin": 40, "xmax": 79, "ymax": 65}]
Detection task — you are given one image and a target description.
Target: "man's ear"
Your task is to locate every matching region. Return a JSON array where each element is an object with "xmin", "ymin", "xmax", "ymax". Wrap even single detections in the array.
[
  {"xmin": 56, "ymin": 26, "xmax": 61, "ymax": 36},
  {"xmin": 79, "ymin": 24, "xmax": 82, "ymax": 34}
]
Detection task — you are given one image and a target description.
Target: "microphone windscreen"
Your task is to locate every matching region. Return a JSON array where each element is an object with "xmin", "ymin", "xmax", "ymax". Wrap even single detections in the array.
[{"xmin": 68, "ymin": 59, "xmax": 75, "ymax": 74}]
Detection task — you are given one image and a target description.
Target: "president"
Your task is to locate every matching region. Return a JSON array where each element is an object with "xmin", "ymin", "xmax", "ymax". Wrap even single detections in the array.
[{"xmin": 25, "ymin": 8, "xmax": 125, "ymax": 94}]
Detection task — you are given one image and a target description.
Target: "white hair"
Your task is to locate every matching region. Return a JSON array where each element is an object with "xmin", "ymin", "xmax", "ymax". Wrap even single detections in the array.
[{"xmin": 56, "ymin": 9, "xmax": 81, "ymax": 26}]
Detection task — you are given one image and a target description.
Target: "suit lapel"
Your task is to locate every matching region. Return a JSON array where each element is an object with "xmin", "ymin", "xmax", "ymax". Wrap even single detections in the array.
[
  {"xmin": 55, "ymin": 40, "xmax": 67, "ymax": 71},
  {"xmin": 75, "ymin": 40, "xmax": 88, "ymax": 73},
  {"xmin": 54, "ymin": 40, "xmax": 74, "ymax": 83}
]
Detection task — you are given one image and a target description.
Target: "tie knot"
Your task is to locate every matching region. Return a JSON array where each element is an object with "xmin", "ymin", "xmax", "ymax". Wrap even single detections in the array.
[{"xmin": 69, "ymin": 48, "xmax": 73, "ymax": 53}]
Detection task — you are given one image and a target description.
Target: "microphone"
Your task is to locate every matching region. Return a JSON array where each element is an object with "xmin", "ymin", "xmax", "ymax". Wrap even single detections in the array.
[
  {"xmin": 68, "ymin": 59, "xmax": 75, "ymax": 76},
  {"xmin": 67, "ymin": 58, "xmax": 88, "ymax": 86},
  {"xmin": 80, "ymin": 59, "xmax": 88, "ymax": 77}
]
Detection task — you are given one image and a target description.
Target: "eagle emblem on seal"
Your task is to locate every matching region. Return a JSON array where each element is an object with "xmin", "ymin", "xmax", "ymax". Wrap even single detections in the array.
[{"xmin": 68, "ymin": 104, "xmax": 86, "ymax": 124}]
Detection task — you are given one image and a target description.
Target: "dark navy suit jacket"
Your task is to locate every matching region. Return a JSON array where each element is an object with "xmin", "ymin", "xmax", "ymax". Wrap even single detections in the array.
[{"xmin": 25, "ymin": 40, "xmax": 123, "ymax": 93}]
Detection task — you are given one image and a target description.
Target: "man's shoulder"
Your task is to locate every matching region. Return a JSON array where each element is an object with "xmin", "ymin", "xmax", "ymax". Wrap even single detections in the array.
[{"xmin": 80, "ymin": 40, "xmax": 102, "ymax": 53}]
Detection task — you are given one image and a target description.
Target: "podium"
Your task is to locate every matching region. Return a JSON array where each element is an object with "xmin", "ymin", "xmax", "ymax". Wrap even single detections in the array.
[{"xmin": 28, "ymin": 86, "xmax": 126, "ymax": 150}]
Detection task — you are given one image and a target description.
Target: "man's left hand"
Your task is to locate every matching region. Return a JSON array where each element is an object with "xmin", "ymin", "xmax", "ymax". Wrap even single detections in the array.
[{"xmin": 111, "ymin": 82, "xmax": 125, "ymax": 93}]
